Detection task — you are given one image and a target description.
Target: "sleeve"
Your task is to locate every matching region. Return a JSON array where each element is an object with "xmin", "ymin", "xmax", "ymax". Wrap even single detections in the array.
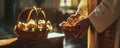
[
  {"xmin": 75, "ymin": 0, "xmax": 88, "ymax": 17},
  {"xmin": 89, "ymin": 0, "xmax": 120, "ymax": 33}
]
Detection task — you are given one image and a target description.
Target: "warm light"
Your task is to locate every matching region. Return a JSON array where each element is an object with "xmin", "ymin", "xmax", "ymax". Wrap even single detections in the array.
[
  {"xmin": 17, "ymin": 22, "xmax": 28, "ymax": 31},
  {"xmin": 60, "ymin": 0, "xmax": 71, "ymax": 7},
  {"xmin": 41, "ymin": 20, "xmax": 45, "ymax": 24},
  {"xmin": 60, "ymin": 2, "xmax": 65, "ymax": 7},
  {"xmin": 46, "ymin": 21, "xmax": 53, "ymax": 31},
  {"xmin": 38, "ymin": 25, "xmax": 43, "ymax": 29},
  {"xmin": 27, "ymin": 19, "xmax": 36, "ymax": 25},
  {"xmin": 66, "ymin": 2, "xmax": 71, "ymax": 6},
  {"xmin": 66, "ymin": 0, "xmax": 71, "ymax": 6}
]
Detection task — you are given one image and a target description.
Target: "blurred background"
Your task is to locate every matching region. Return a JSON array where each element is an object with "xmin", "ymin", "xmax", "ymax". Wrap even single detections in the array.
[{"xmin": 0, "ymin": 0, "xmax": 80, "ymax": 39}]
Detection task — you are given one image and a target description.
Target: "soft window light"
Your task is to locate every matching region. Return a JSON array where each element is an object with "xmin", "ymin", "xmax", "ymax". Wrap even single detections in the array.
[
  {"xmin": 60, "ymin": 0, "xmax": 71, "ymax": 7},
  {"xmin": 60, "ymin": 2, "xmax": 65, "ymax": 7},
  {"xmin": 66, "ymin": 1, "xmax": 71, "ymax": 6}
]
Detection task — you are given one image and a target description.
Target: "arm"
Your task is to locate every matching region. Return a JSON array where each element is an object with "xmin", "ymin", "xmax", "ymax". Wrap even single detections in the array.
[
  {"xmin": 66, "ymin": 0, "xmax": 88, "ymax": 25},
  {"xmin": 89, "ymin": 0, "xmax": 120, "ymax": 33},
  {"xmin": 76, "ymin": 0, "xmax": 88, "ymax": 18}
]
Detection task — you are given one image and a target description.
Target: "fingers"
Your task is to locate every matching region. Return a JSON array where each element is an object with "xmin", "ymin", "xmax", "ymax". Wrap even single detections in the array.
[{"xmin": 67, "ymin": 14, "xmax": 80, "ymax": 20}]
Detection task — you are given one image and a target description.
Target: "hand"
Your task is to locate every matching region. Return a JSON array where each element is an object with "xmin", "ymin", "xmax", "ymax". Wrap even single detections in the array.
[
  {"xmin": 67, "ymin": 14, "xmax": 80, "ymax": 25},
  {"xmin": 67, "ymin": 14, "xmax": 80, "ymax": 20},
  {"xmin": 59, "ymin": 17, "xmax": 90, "ymax": 38}
]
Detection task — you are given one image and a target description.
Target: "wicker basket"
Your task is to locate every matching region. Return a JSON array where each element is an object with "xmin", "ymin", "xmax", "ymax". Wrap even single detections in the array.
[
  {"xmin": 14, "ymin": 7, "xmax": 52, "ymax": 41},
  {"xmin": 60, "ymin": 18, "xmax": 89, "ymax": 38},
  {"xmin": 60, "ymin": 26, "xmax": 81, "ymax": 38}
]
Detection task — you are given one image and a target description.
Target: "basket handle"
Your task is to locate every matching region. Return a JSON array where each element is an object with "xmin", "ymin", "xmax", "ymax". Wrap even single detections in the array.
[
  {"xmin": 27, "ymin": 7, "xmax": 47, "ymax": 22},
  {"xmin": 17, "ymin": 7, "xmax": 46, "ymax": 23}
]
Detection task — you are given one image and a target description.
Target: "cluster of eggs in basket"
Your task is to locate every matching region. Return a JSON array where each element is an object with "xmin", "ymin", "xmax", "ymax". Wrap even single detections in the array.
[
  {"xmin": 60, "ymin": 16, "xmax": 85, "ymax": 26},
  {"xmin": 17, "ymin": 19, "xmax": 52, "ymax": 32}
]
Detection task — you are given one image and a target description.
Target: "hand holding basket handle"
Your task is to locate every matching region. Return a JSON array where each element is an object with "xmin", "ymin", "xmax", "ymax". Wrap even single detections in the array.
[{"xmin": 14, "ymin": 7, "xmax": 52, "ymax": 41}]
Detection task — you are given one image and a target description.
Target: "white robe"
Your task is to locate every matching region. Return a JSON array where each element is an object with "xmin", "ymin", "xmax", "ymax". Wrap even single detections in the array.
[
  {"xmin": 88, "ymin": 0, "xmax": 120, "ymax": 48},
  {"xmin": 77, "ymin": 0, "xmax": 120, "ymax": 48}
]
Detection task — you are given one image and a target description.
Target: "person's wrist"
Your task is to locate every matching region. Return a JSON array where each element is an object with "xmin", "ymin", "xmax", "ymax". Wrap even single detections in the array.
[{"xmin": 75, "ymin": 13, "xmax": 80, "ymax": 17}]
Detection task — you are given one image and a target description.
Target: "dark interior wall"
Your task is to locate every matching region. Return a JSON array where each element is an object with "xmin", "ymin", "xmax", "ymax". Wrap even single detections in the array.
[
  {"xmin": 4, "ymin": 0, "xmax": 14, "ymax": 25},
  {"xmin": 0, "ymin": 0, "xmax": 4, "ymax": 19},
  {"xmin": 4, "ymin": 0, "xmax": 36, "ymax": 27}
]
